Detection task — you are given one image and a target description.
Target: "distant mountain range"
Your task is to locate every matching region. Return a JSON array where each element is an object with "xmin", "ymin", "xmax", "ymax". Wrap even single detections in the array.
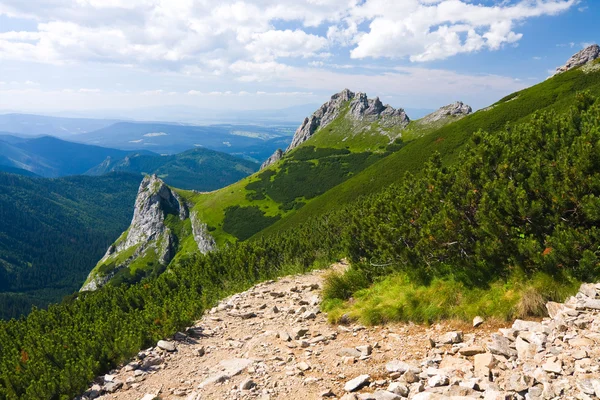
[{"xmin": 0, "ymin": 135, "xmax": 260, "ymax": 190}]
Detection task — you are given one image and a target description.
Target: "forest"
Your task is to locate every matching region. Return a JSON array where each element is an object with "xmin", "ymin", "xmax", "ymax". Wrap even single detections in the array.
[{"xmin": 0, "ymin": 93, "xmax": 598, "ymax": 399}]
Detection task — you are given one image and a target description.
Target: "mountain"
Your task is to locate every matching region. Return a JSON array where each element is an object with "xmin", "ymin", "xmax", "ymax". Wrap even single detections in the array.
[
  {"xmin": 82, "ymin": 91, "xmax": 466, "ymax": 289},
  {"xmin": 0, "ymin": 135, "xmax": 259, "ymax": 191},
  {"xmin": 86, "ymin": 148, "xmax": 259, "ymax": 191},
  {"xmin": 74, "ymin": 121, "xmax": 295, "ymax": 160},
  {"xmin": 0, "ymin": 172, "xmax": 142, "ymax": 319},
  {"xmin": 2, "ymin": 46, "xmax": 600, "ymax": 400},
  {"xmin": 0, "ymin": 114, "xmax": 120, "ymax": 138},
  {"xmin": 0, "ymin": 134, "xmax": 139, "ymax": 177}
]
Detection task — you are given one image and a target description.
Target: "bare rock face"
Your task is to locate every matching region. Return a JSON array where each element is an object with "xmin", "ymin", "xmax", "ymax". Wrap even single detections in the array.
[
  {"xmin": 286, "ymin": 89, "xmax": 409, "ymax": 152},
  {"xmin": 555, "ymin": 44, "xmax": 600, "ymax": 75},
  {"xmin": 81, "ymin": 175, "xmax": 204, "ymax": 291},
  {"xmin": 420, "ymin": 101, "xmax": 472, "ymax": 124},
  {"xmin": 260, "ymin": 148, "xmax": 284, "ymax": 170},
  {"xmin": 190, "ymin": 211, "xmax": 217, "ymax": 254}
]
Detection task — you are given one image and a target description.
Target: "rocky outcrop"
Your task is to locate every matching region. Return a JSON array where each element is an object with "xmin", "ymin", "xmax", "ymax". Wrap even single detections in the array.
[
  {"xmin": 286, "ymin": 89, "xmax": 410, "ymax": 152},
  {"xmin": 81, "ymin": 175, "xmax": 195, "ymax": 291},
  {"xmin": 260, "ymin": 148, "xmax": 284, "ymax": 170},
  {"xmin": 190, "ymin": 211, "xmax": 217, "ymax": 254},
  {"xmin": 555, "ymin": 44, "xmax": 600, "ymax": 75},
  {"xmin": 420, "ymin": 101, "xmax": 472, "ymax": 124}
]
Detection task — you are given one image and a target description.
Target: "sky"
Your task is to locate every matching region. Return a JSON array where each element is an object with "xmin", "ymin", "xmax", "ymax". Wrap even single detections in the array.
[{"xmin": 0, "ymin": 0, "xmax": 598, "ymax": 119}]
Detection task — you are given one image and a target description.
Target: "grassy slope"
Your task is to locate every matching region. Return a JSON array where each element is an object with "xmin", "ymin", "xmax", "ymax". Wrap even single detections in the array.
[
  {"xmin": 184, "ymin": 100, "xmax": 413, "ymax": 245},
  {"xmin": 258, "ymin": 66, "xmax": 600, "ymax": 238}
]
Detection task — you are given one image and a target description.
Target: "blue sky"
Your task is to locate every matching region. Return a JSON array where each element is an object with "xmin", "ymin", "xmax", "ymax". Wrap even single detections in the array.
[{"xmin": 0, "ymin": 0, "xmax": 597, "ymax": 120}]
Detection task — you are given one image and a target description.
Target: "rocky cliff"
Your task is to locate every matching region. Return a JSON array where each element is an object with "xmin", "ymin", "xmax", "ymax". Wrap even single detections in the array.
[
  {"xmin": 287, "ymin": 89, "xmax": 409, "ymax": 151},
  {"xmin": 420, "ymin": 101, "xmax": 472, "ymax": 124},
  {"xmin": 555, "ymin": 44, "xmax": 600, "ymax": 75},
  {"xmin": 261, "ymin": 89, "xmax": 410, "ymax": 169},
  {"xmin": 81, "ymin": 175, "xmax": 215, "ymax": 291}
]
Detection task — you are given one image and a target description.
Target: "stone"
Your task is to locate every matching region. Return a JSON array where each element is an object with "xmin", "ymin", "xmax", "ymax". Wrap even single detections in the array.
[
  {"xmin": 260, "ymin": 149, "xmax": 284, "ymax": 170},
  {"xmin": 296, "ymin": 361, "xmax": 311, "ymax": 371},
  {"xmin": 320, "ymin": 389, "xmax": 335, "ymax": 397},
  {"xmin": 515, "ymin": 337, "xmax": 537, "ymax": 360},
  {"xmin": 569, "ymin": 337, "xmax": 594, "ymax": 347},
  {"xmin": 420, "ymin": 102, "xmax": 472, "ymax": 124},
  {"xmin": 579, "ymin": 283, "xmax": 599, "ymax": 298},
  {"xmin": 402, "ymin": 370, "xmax": 419, "ymax": 384},
  {"xmin": 340, "ymin": 395, "xmax": 358, "ymax": 400},
  {"xmin": 512, "ymin": 320, "xmax": 547, "ymax": 334},
  {"xmin": 555, "ymin": 44, "xmax": 600, "ymax": 74},
  {"xmin": 459, "ymin": 345, "xmax": 485, "ymax": 356},
  {"xmin": 487, "ymin": 334, "xmax": 517, "ymax": 358},
  {"xmin": 286, "ymin": 89, "xmax": 410, "ymax": 152},
  {"xmin": 241, "ymin": 379, "xmax": 256, "ymax": 390},
  {"xmin": 385, "ymin": 360, "xmax": 419, "ymax": 374},
  {"xmin": 387, "ymin": 382, "xmax": 409, "ymax": 397},
  {"xmin": 140, "ymin": 395, "xmax": 158, "ymax": 400},
  {"xmin": 278, "ymin": 331, "xmax": 291, "ymax": 342},
  {"xmin": 292, "ymin": 327, "xmax": 309, "ymax": 340},
  {"xmin": 437, "ymin": 331, "xmax": 463, "ymax": 345},
  {"xmin": 427, "ymin": 374, "xmax": 449, "ymax": 388},
  {"xmin": 546, "ymin": 302, "xmax": 566, "ymax": 319},
  {"xmin": 473, "ymin": 316, "xmax": 484, "ymax": 327},
  {"xmin": 503, "ymin": 374, "xmax": 531, "ymax": 392},
  {"xmin": 542, "ymin": 358, "xmax": 562, "ymax": 374},
  {"xmin": 474, "ymin": 353, "xmax": 497, "ymax": 379},
  {"xmin": 220, "ymin": 358, "xmax": 254, "ymax": 377},
  {"xmin": 356, "ymin": 345, "xmax": 373, "ymax": 357},
  {"xmin": 104, "ymin": 381, "xmax": 122, "ymax": 393},
  {"xmin": 157, "ymin": 340, "xmax": 176, "ymax": 352},
  {"xmin": 345, "ymin": 374, "xmax": 371, "ymax": 392},
  {"xmin": 358, "ymin": 391, "xmax": 402, "ymax": 400}
]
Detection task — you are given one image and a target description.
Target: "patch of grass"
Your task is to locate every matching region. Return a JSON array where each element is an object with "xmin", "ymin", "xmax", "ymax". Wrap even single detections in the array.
[{"xmin": 324, "ymin": 269, "xmax": 580, "ymax": 325}]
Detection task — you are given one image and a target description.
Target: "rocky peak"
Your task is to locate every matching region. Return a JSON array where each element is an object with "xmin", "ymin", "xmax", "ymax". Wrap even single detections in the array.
[
  {"xmin": 285, "ymin": 89, "xmax": 410, "ymax": 153},
  {"xmin": 555, "ymin": 44, "xmax": 600, "ymax": 75},
  {"xmin": 81, "ymin": 175, "xmax": 190, "ymax": 291},
  {"xmin": 420, "ymin": 101, "xmax": 472, "ymax": 124},
  {"xmin": 260, "ymin": 148, "xmax": 284, "ymax": 170}
]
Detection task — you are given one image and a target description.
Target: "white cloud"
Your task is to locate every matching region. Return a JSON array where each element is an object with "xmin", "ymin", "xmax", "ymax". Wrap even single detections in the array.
[{"xmin": 0, "ymin": 0, "xmax": 575, "ymax": 70}]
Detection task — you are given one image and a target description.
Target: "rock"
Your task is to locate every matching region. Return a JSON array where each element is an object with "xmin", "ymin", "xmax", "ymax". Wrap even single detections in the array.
[
  {"xmin": 578, "ymin": 283, "xmax": 599, "ymax": 299},
  {"xmin": 345, "ymin": 374, "xmax": 371, "ymax": 392},
  {"xmin": 427, "ymin": 374, "xmax": 449, "ymax": 388},
  {"xmin": 512, "ymin": 319, "xmax": 547, "ymax": 334},
  {"xmin": 459, "ymin": 345, "xmax": 485, "ymax": 356},
  {"xmin": 104, "ymin": 381, "xmax": 122, "ymax": 393},
  {"xmin": 260, "ymin": 149, "xmax": 284, "ymax": 170},
  {"xmin": 385, "ymin": 360, "xmax": 418, "ymax": 374},
  {"xmin": 81, "ymin": 175, "xmax": 193, "ymax": 291},
  {"xmin": 296, "ymin": 361, "xmax": 311, "ymax": 371},
  {"xmin": 219, "ymin": 358, "xmax": 253, "ymax": 377},
  {"xmin": 555, "ymin": 44, "xmax": 600, "ymax": 74},
  {"xmin": 157, "ymin": 340, "xmax": 176, "ymax": 352},
  {"xmin": 542, "ymin": 358, "xmax": 562, "ymax": 374},
  {"xmin": 546, "ymin": 302, "xmax": 566, "ymax": 319},
  {"xmin": 473, "ymin": 316, "xmax": 484, "ymax": 327},
  {"xmin": 402, "ymin": 370, "xmax": 419, "ymax": 384},
  {"xmin": 356, "ymin": 345, "xmax": 373, "ymax": 357},
  {"xmin": 420, "ymin": 101, "xmax": 472, "ymax": 124},
  {"xmin": 292, "ymin": 327, "xmax": 309, "ymax": 340},
  {"xmin": 474, "ymin": 353, "xmax": 497, "ymax": 379},
  {"xmin": 190, "ymin": 211, "xmax": 217, "ymax": 254},
  {"xmin": 358, "ymin": 391, "xmax": 402, "ymax": 400},
  {"xmin": 502, "ymin": 374, "xmax": 532, "ymax": 392},
  {"xmin": 241, "ymin": 379, "xmax": 256, "ymax": 390},
  {"xmin": 140, "ymin": 395, "xmax": 158, "ymax": 400},
  {"xmin": 339, "ymin": 348, "xmax": 362, "ymax": 358},
  {"xmin": 515, "ymin": 337, "xmax": 537, "ymax": 360},
  {"xmin": 278, "ymin": 331, "xmax": 291, "ymax": 342},
  {"xmin": 286, "ymin": 89, "xmax": 409, "ymax": 152},
  {"xmin": 437, "ymin": 331, "xmax": 463, "ymax": 345},
  {"xmin": 340, "ymin": 395, "xmax": 358, "ymax": 400},
  {"xmin": 569, "ymin": 337, "xmax": 594, "ymax": 347},
  {"xmin": 301, "ymin": 310, "xmax": 317, "ymax": 320},
  {"xmin": 199, "ymin": 373, "xmax": 230, "ymax": 388},
  {"xmin": 487, "ymin": 334, "xmax": 517, "ymax": 358},
  {"xmin": 387, "ymin": 382, "xmax": 409, "ymax": 397},
  {"xmin": 320, "ymin": 389, "xmax": 335, "ymax": 397}
]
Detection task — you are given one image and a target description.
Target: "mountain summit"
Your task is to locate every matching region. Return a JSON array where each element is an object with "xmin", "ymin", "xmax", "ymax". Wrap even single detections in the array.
[{"xmin": 555, "ymin": 44, "xmax": 600, "ymax": 75}]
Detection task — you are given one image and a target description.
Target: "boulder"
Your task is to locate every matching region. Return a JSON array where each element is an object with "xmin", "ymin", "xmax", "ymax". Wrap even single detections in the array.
[{"xmin": 345, "ymin": 375, "xmax": 371, "ymax": 392}]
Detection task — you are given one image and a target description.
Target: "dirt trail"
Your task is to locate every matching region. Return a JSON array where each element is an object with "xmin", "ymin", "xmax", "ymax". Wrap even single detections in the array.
[{"xmin": 84, "ymin": 263, "xmax": 600, "ymax": 400}]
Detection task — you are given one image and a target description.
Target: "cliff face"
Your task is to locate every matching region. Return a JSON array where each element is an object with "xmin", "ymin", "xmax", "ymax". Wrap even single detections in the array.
[
  {"xmin": 261, "ymin": 89, "xmax": 410, "ymax": 169},
  {"xmin": 286, "ymin": 89, "xmax": 409, "ymax": 152},
  {"xmin": 555, "ymin": 44, "xmax": 600, "ymax": 75},
  {"xmin": 420, "ymin": 101, "xmax": 472, "ymax": 124},
  {"xmin": 81, "ymin": 175, "xmax": 215, "ymax": 291}
]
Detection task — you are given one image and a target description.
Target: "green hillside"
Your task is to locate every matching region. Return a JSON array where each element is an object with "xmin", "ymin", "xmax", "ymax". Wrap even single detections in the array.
[
  {"xmin": 0, "ymin": 172, "xmax": 141, "ymax": 319},
  {"xmin": 258, "ymin": 64, "xmax": 600, "ymax": 238},
  {"xmin": 86, "ymin": 147, "xmax": 259, "ymax": 191}
]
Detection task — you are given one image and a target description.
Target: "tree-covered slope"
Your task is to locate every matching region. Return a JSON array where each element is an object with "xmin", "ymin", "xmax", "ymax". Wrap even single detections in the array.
[
  {"xmin": 258, "ymin": 62, "xmax": 600, "ymax": 238},
  {"xmin": 86, "ymin": 147, "xmax": 259, "ymax": 191},
  {"xmin": 0, "ymin": 172, "xmax": 141, "ymax": 319}
]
